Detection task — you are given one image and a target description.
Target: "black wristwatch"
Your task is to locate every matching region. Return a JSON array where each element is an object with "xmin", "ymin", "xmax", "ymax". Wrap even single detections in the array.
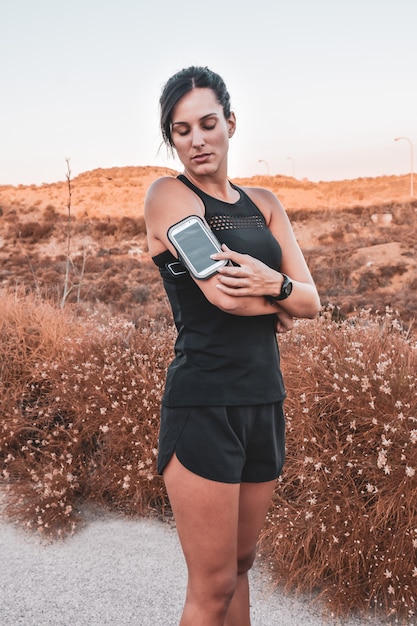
[{"xmin": 265, "ymin": 273, "xmax": 293, "ymax": 304}]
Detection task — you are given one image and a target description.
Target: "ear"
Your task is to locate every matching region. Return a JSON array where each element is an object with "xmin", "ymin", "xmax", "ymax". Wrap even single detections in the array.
[{"xmin": 227, "ymin": 111, "xmax": 236, "ymax": 138}]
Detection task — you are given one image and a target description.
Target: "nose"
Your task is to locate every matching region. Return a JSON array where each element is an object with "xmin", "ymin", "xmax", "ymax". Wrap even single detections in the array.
[{"xmin": 191, "ymin": 127, "xmax": 205, "ymax": 148}]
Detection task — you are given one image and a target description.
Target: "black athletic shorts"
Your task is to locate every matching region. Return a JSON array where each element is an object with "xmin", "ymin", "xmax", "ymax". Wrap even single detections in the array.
[{"xmin": 157, "ymin": 402, "xmax": 285, "ymax": 484}]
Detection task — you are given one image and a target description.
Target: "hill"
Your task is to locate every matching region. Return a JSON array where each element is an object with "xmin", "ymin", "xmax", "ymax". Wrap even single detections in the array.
[
  {"xmin": 0, "ymin": 166, "xmax": 414, "ymax": 219},
  {"xmin": 0, "ymin": 166, "xmax": 416, "ymax": 325}
]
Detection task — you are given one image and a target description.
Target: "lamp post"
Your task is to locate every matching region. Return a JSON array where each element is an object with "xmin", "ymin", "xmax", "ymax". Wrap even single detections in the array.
[
  {"xmin": 394, "ymin": 136, "xmax": 414, "ymax": 197},
  {"xmin": 258, "ymin": 159, "xmax": 270, "ymax": 176},
  {"xmin": 286, "ymin": 156, "xmax": 295, "ymax": 178}
]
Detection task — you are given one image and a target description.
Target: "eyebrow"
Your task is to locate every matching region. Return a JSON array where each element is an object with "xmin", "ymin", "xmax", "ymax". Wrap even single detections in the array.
[{"xmin": 171, "ymin": 112, "xmax": 219, "ymax": 127}]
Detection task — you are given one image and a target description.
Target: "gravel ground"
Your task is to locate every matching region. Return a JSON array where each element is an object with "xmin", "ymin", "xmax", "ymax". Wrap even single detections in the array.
[{"xmin": 0, "ymin": 508, "xmax": 406, "ymax": 626}]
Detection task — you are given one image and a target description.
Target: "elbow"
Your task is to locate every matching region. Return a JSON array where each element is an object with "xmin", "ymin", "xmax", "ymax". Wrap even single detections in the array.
[
  {"xmin": 206, "ymin": 290, "xmax": 242, "ymax": 314},
  {"xmin": 214, "ymin": 295, "xmax": 241, "ymax": 314},
  {"xmin": 305, "ymin": 294, "xmax": 321, "ymax": 319},
  {"xmin": 295, "ymin": 285, "xmax": 321, "ymax": 319}
]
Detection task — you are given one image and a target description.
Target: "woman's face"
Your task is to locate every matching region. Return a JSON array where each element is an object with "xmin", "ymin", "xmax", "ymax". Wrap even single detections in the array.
[{"xmin": 170, "ymin": 87, "xmax": 236, "ymax": 178}]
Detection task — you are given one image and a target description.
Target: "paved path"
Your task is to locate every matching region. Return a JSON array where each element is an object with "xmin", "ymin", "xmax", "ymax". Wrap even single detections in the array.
[{"xmin": 0, "ymin": 510, "xmax": 401, "ymax": 625}]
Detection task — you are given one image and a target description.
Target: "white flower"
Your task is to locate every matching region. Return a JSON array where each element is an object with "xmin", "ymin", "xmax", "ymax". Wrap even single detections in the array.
[
  {"xmin": 381, "ymin": 435, "xmax": 392, "ymax": 447},
  {"xmin": 377, "ymin": 450, "xmax": 387, "ymax": 468},
  {"xmin": 405, "ymin": 466, "xmax": 415, "ymax": 478}
]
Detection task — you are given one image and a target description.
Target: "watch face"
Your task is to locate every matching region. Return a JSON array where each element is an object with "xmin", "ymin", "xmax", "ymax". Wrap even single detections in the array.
[
  {"xmin": 281, "ymin": 274, "xmax": 292, "ymax": 298},
  {"xmin": 284, "ymin": 280, "xmax": 293, "ymax": 296}
]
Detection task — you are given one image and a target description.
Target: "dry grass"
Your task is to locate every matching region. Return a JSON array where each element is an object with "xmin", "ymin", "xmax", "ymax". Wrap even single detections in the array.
[
  {"xmin": 260, "ymin": 307, "xmax": 417, "ymax": 621},
  {"xmin": 0, "ymin": 290, "xmax": 172, "ymax": 535},
  {"xmin": 1, "ymin": 292, "xmax": 417, "ymax": 621}
]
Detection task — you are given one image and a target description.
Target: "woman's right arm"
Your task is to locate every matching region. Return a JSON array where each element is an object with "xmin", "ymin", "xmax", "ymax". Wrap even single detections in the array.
[
  {"xmin": 144, "ymin": 177, "xmax": 204, "ymax": 257},
  {"xmin": 145, "ymin": 177, "xmax": 293, "ymax": 318}
]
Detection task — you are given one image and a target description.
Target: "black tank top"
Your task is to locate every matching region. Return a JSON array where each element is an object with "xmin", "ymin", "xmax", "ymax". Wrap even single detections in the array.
[{"xmin": 152, "ymin": 174, "xmax": 286, "ymax": 407}]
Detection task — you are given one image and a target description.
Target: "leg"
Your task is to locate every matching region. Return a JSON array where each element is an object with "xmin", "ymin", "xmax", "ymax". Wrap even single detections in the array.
[
  {"xmin": 224, "ymin": 480, "xmax": 276, "ymax": 626},
  {"xmin": 163, "ymin": 454, "xmax": 241, "ymax": 626}
]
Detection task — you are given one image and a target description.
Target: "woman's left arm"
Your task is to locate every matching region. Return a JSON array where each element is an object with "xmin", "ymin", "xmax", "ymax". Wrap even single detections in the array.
[{"xmin": 212, "ymin": 187, "xmax": 321, "ymax": 320}]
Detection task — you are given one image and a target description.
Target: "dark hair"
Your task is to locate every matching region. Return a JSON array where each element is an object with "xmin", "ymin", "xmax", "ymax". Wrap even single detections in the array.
[{"xmin": 159, "ymin": 66, "xmax": 232, "ymax": 148}]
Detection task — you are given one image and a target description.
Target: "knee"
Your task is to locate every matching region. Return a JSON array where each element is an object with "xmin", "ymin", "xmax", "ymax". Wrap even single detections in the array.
[
  {"xmin": 191, "ymin": 568, "xmax": 237, "ymax": 607},
  {"xmin": 215, "ymin": 569, "xmax": 238, "ymax": 602},
  {"xmin": 237, "ymin": 547, "xmax": 257, "ymax": 576},
  {"xmin": 199, "ymin": 570, "xmax": 237, "ymax": 619}
]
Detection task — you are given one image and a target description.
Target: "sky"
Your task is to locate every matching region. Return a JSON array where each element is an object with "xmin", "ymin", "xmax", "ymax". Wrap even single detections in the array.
[{"xmin": 0, "ymin": 0, "xmax": 416, "ymax": 186}]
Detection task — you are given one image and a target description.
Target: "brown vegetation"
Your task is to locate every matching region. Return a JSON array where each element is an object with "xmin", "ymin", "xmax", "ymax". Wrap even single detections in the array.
[
  {"xmin": 0, "ymin": 294, "xmax": 416, "ymax": 622},
  {"xmin": 1, "ymin": 167, "xmax": 416, "ymax": 325},
  {"xmin": 0, "ymin": 292, "xmax": 172, "ymax": 535},
  {"xmin": 260, "ymin": 308, "xmax": 417, "ymax": 621},
  {"xmin": 1, "ymin": 167, "xmax": 417, "ymax": 621}
]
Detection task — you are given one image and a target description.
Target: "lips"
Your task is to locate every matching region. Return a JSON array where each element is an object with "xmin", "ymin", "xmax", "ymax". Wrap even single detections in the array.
[{"xmin": 192, "ymin": 153, "xmax": 211, "ymax": 163}]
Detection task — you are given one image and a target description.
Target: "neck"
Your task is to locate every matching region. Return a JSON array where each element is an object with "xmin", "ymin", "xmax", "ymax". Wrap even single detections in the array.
[{"xmin": 182, "ymin": 172, "xmax": 239, "ymax": 203}]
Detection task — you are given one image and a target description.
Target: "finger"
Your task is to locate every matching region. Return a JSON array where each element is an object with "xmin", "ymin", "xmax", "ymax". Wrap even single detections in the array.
[
  {"xmin": 211, "ymin": 244, "xmax": 246, "ymax": 264},
  {"xmin": 216, "ymin": 282, "xmax": 250, "ymax": 296},
  {"xmin": 217, "ymin": 274, "xmax": 249, "ymax": 288},
  {"xmin": 217, "ymin": 265, "xmax": 248, "ymax": 277}
]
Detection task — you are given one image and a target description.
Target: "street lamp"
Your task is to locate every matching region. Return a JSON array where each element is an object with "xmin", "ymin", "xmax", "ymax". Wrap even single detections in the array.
[
  {"xmin": 258, "ymin": 159, "xmax": 270, "ymax": 176},
  {"xmin": 394, "ymin": 136, "xmax": 414, "ymax": 197},
  {"xmin": 286, "ymin": 156, "xmax": 295, "ymax": 178}
]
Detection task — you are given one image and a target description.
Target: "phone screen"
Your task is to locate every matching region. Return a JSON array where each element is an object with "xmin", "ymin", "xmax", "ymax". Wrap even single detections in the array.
[{"xmin": 174, "ymin": 221, "xmax": 220, "ymax": 274}]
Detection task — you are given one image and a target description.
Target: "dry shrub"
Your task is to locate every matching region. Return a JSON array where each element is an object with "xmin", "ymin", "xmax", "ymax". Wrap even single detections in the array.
[
  {"xmin": 2, "ymin": 290, "xmax": 417, "ymax": 622},
  {"xmin": 260, "ymin": 307, "xmax": 417, "ymax": 622},
  {"xmin": 119, "ymin": 216, "xmax": 146, "ymax": 236},
  {"xmin": 0, "ymin": 289, "xmax": 77, "ymax": 390},
  {"xmin": 0, "ymin": 290, "xmax": 173, "ymax": 536},
  {"xmin": 43, "ymin": 204, "xmax": 57, "ymax": 219},
  {"xmin": 17, "ymin": 220, "xmax": 54, "ymax": 242},
  {"xmin": 93, "ymin": 220, "xmax": 118, "ymax": 237}
]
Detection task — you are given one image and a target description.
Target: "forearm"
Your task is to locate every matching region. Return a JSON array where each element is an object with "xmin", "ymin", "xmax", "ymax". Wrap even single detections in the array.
[
  {"xmin": 214, "ymin": 292, "xmax": 278, "ymax": 316},
  {"xmin": 214, "ymin": 274, "xmax": 320, "ymax": 319},
  {"xmin": 268, "ymin": 279, "xmax": 321, "ymax": 319}
]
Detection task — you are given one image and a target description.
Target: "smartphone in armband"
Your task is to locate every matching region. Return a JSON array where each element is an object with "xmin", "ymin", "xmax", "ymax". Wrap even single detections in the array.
[{"xmin": 167, "ymin": 215, "xmax": 228, "ymax": 280}]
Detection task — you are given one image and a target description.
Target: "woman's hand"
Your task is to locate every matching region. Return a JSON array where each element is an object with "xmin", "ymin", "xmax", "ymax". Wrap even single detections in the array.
[
  {"xmin": 274, "ymin": 310, "xmax": 294, "ymax": 333},
  {"xmin": 212, "ymin": 244, "xmax": 283, "ymax": 297}
]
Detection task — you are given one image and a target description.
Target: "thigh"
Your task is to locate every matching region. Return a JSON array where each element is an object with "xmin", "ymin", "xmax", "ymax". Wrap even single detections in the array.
[
  {"xmin": 237, "ymin": 480, "xmax": 276, "ymax": 569},
  {"xmin": 164, "ymin": 454, "xmax": 241, "ymax": 580}
]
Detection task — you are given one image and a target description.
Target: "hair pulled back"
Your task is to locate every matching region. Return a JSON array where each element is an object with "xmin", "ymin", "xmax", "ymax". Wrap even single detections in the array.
[{"xmin": 159, "ymin": 66, "xmax": 231, "ymax": 148}]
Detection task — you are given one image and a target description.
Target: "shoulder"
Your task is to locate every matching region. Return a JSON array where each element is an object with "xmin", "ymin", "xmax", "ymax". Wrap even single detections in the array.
[
  {"xmin": 144, "ymin": 176, "xmax": 203, "ymax": 221},
  {"xmin": 144, "ymin": 175, "xmax": 205, "ymax": 256},
  {"xmin": 239, "ymin": 185, "xmax": 287, "ymax": 226},
  {"xmin": 145, "ymin": 176, "xmax": 185, "ymax": 208}
]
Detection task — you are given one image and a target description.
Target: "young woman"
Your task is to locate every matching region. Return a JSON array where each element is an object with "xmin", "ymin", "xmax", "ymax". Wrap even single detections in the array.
[{"xmin": 144, "ymin": 66, "xmax": 320, "ymax": 626}]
